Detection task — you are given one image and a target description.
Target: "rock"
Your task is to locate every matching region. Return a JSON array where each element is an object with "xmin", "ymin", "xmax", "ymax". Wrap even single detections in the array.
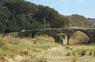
[{"xmin": 69, "ymin": 31, "xmax": 89, "ymax": 45}]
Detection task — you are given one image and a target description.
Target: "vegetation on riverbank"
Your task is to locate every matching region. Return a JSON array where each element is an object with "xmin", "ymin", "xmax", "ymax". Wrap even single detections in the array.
[{"xmin": 0, "ymin": 34, "xmax": 95, "ymax": 62}]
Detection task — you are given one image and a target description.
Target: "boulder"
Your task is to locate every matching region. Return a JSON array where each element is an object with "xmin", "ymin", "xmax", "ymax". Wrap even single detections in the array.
[{"xmin": 69, "ymin": 31, "xmax": 89, "ymax": 45}]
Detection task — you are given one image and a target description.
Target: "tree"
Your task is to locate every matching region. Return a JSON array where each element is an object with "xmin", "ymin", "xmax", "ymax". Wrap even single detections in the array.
[
  {"xmin": 42, "ymin": 17, "xmax": 50, "ymax": 28},
  {"xmin": 6, "ymin": 16, "xmax": 19, "ymax": 32},
  {"xmin": 0, "ymin": 0, "xmax": 67, "ymax": 34},
  {"xmin": 0, "ymin": 0, "xmax": 8, "ymax": 5},
  {"xmin": 0, "ymin": 6, "xmax": 12, "ymax": 33},
  {"xmin": 16, "ymin": 14, "xmax": 27, "ymax": 30}
]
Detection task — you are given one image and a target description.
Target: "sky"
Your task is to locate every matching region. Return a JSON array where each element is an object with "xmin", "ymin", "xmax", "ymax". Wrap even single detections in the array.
[{"xmin": 26, "ymin": 0, "xmax": 95, "ymax": 18}]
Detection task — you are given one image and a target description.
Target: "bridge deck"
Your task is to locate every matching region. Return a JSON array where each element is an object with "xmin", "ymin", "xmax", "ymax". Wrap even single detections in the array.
[{"xmin": 21, "ymin": 28, "xmax": 95, "ymax": 32}]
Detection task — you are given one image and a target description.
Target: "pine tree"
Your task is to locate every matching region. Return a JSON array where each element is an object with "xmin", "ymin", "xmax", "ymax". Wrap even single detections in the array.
[{"xmin": 42, "ymin": 17, "xmax": 50, "ymax": 29}]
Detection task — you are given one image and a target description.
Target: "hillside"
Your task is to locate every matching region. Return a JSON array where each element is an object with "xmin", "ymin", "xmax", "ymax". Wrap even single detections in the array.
[
  {"xmin": 0, "ymin": 0, "xmax": 65, "ymax": 34},
  {"xmin": 0, "ymin": 0, "xmax": 94, "ymax": 34},
  {"xmin": 88, "ymin": 18, "xmax": 95, "ymax": 27},
  {"xmin": 66, "ymin": 14, "xmax": 93, "ymax": 28},
  {"xmin": 88, "ymin": 18, "xmax": 95, "ymax": 23}
]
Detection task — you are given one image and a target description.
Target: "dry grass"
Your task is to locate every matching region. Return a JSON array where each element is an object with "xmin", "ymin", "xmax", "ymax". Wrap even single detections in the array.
[
  {"xmin": 36, "ymin": 45, "xmax": 95, "ymax": 62},
  {"xmin": 0, "ymin": 34, "xmax": 95, "ymax": 62}
]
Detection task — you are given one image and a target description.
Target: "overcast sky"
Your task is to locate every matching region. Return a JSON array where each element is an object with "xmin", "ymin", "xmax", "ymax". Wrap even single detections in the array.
[{"xmin": 26, "ymin": 0, "xmax": 95, "ymax": 18}]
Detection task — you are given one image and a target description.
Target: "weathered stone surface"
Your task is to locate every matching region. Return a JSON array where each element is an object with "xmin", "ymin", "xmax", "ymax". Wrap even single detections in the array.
[{"xmin": 69, "ymin": 31, "xmax": 89, "ymax": 45}]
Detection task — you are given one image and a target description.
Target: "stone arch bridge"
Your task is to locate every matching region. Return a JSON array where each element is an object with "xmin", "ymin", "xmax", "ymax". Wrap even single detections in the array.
[{"xmin": 18, "ymin": 28, "xmax": 95, "ymax": 44}]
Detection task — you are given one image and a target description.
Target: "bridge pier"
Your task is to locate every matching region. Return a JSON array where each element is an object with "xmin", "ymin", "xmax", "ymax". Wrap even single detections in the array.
[
  {"xmin": 62, "ymin": 34, "xmax": 68, "ymax": 44},
  {"xmin": 54, "ymin": 33, "xmax": 71, "ymax": 44}
]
